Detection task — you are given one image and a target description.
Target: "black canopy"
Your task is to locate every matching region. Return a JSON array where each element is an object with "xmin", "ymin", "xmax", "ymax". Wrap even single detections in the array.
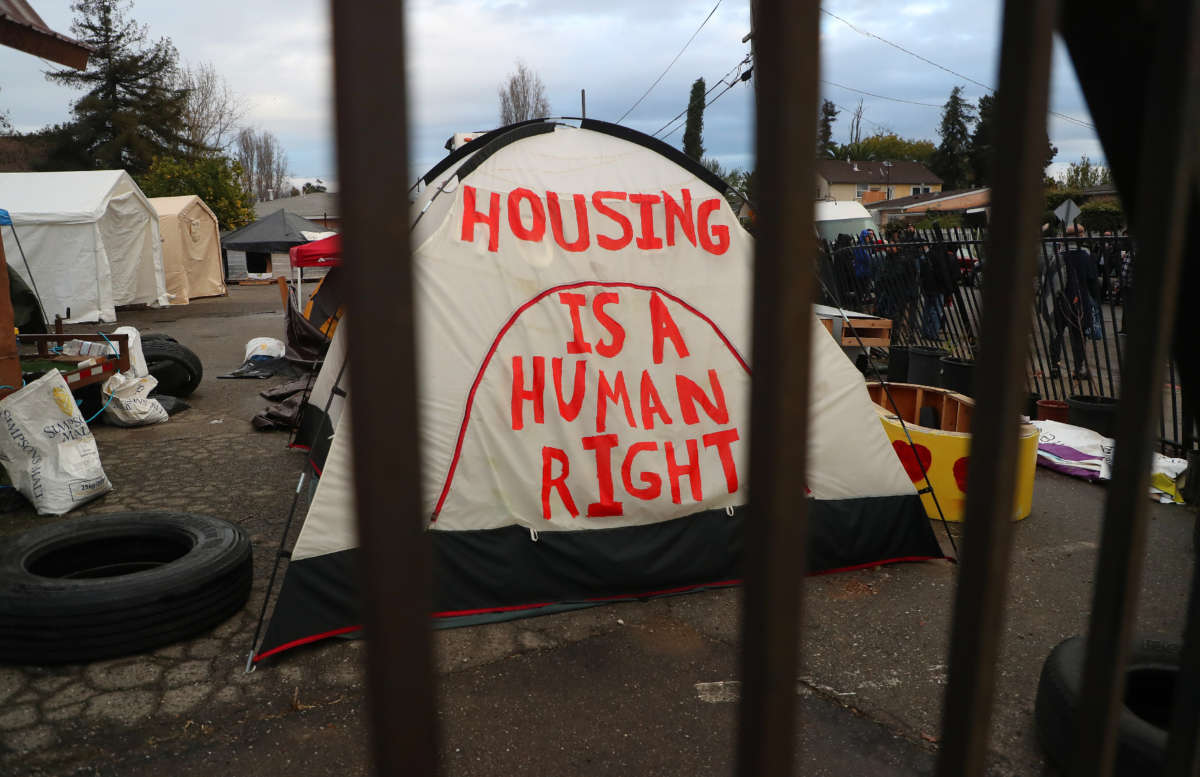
[{"xmin": 222, "ymin": 210, "xmax": 329, "ymax": 253}]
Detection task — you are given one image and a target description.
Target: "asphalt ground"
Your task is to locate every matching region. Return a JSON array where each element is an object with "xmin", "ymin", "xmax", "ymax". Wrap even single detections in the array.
[{"xmin": 0, "ymin": 284, "xmax": 1195, "ymax": 776}]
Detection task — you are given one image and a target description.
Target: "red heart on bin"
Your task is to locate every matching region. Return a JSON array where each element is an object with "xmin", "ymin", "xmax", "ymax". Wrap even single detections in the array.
[
  {"xmin": 952, "ymin": 456, "xmax": 969, "ymax": 492},
  {"xmin": 892, "ymin": 440, "xmax": 933, "ymax": 482}
]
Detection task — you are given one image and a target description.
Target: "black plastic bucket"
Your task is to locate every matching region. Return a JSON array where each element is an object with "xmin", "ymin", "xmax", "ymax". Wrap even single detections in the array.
[
  {"xmin": 939, "ymin": 357, "xmax": 975, "ymax": 396},
  {"xmin": 887, "ymin": 346, "xmax": 910, "ymax": 382},
  {"xmin": 1067, "ymin": 395, "xmax": 1119, "ymax": 437},
  {"xmin": 907, "ymin": 347, "xmax": 947, "ymax": 387}
]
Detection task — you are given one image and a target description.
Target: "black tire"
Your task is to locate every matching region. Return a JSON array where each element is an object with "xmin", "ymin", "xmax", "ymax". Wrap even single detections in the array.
[
  {"xmin": 0, "ymin": 512, "xmax": 251, "ymax": 664},
  {"xmin": 142, "ymin": 339, "xmax": 203, "ymax": 397},
  {"xmin": 139, "ymin": 332, "xmax": 178, "ymax": 344},
  {"xmin": 1035, "ymin": 634, "xmax": 1179, "ymax": 774}
]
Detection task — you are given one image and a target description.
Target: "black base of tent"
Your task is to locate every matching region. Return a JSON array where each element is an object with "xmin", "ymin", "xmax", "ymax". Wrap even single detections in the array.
[{"xmin": 255, "ymin": 495, "xmax": 943, "ymax": 662}]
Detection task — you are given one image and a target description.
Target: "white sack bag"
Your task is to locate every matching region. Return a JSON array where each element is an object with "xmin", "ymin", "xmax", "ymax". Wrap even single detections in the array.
[
  {"xmin": 101, "ymin": 372, "xmax": 168, "ymax": 427},
  {"xmin": 0, "ymin": 371, "xmax": 112, "ymax": 515},
  {"xmin": 245, "ymin": 337, "xmax": 286, "ymax": 361},
  {"xmin": 113, "ymin": 326, "xmax": 149, "ymax": 378}
]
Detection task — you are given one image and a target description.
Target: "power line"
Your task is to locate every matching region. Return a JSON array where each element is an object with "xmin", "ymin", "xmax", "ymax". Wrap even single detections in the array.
[
  {"xmin": 616, "ymin": 0, "xmax": 723, "ymax": 124},
  {"xmin": 822, "ymin": 80, "xmax": 942, "ymax": 108},
  {"xmin": 650, "ymin": 54, "xmax": 751, "ymax": 138},
  {"xmin": 821, "ymin": 7, "xmax": 1096, "ymax": 130}
]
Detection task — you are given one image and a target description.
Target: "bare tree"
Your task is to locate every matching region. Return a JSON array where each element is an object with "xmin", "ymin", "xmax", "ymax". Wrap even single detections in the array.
[
  {"xmin": 175, "ymin": 61, "xmax": 245, "ymax": 154},
  {"xmin": 848, "ymin": 98, "xmax": 865, "ymax": 147},
  {"xmin": 235, "ymin": 128, "xmax": 290, "ymax": 202},
  {"xmin": 498, "ymin": 60, "xmax": 550, "ymax": 125}
]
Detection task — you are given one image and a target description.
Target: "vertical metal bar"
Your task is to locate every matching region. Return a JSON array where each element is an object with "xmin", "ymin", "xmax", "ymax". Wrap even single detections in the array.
[
  {"xmin": 330, "ymin": 1, "xmax": 438, "ymax": 775},
  {"xmin": 934, "ymin": 0, "xmax": 1056, "ymax": 773},
  {"xmin": 1071, "ymin": 0, "xmax": 1200, "ymax": 771},
  {"xmin": 737, "ymin": 0, "xmax": 818, "ymax": 774},
  {"xmin": 1168, "ymin": 360, "xmax": 1180, "ymax": 452}
]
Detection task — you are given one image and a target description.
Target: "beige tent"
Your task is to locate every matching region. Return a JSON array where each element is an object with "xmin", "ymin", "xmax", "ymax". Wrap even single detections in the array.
[{"xmin": 149, "ymin": 196, "xmax": 226, "ymax": 304}]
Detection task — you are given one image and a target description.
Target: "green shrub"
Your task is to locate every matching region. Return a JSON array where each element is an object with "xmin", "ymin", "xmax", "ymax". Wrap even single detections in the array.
[{"xmin": 1077, "ymin": 198, "xmax": 1125, "ymax": 233}]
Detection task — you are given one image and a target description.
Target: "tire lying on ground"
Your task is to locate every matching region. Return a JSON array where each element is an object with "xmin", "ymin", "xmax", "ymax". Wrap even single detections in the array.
[
  {"xmin": 141, "ymin": 338, "xmax": 203, "ymax": 397},
  {"xmin": 1036, "ymin": 634, "xmax": 1179, "ymax": 774},
  {"xmin": 0, "ymin": 512, "xmax": 251, "ymax": 664}
]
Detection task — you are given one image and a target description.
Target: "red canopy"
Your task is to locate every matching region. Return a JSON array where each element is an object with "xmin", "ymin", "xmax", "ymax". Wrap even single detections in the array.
[{"xmin": 289, "ymin": 234, "xmax": 342, "ymax": 268}]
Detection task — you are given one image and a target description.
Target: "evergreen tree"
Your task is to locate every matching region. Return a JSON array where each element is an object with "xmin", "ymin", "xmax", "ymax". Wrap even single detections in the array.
[
  {"xmin": 682, "ymin": 78, "xmax": 705, "ymax": 161},
  {"xmin": 969, "ymin": 94, "xmax": 1057, "ymax": 186},
  {"xmin": 44, "ymin": 0, "xmax": 194, "ymax": 174},
  {"xmin": 817, "ymin": 100, "xmax": 838, "ymax": 157},
  {"xmin": 930, "ymin": 86, "xmax": 975, "ymax": 189}
]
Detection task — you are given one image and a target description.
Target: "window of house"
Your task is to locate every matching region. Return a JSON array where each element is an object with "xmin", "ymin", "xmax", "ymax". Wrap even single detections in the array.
[
  {"xmin": 856, "ymin": 183, "xmax": 867, "ymax": 200},
  {"xmin": 911, "ymin": 185, "xmax": 922, "ymax": 196}
]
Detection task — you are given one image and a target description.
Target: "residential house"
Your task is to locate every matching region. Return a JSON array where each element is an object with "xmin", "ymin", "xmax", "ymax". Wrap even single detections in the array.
[
  {"xmin": 816, "ymin": 159, "xmax": 942, "ymax": 204},
  {"xmin": 864, "ymin": 187, "xmax": 991, "ymax": 226},
  {"xmin": 254, "ymin": 191, "xmax": 340, "ymax": 231}
]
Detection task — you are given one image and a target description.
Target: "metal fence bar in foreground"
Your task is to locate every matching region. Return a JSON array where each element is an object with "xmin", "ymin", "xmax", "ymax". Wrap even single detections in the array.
[
  {"xmin": 736, "ymin": 1, "xmax": 819, "ymax": 774},
  {"xmin": 933, "ymin": 0, "xmax": 1057, "ymax": 773},
  {"xmin": 1070, "ymin": 0, "xmax": 1199, "ymax": 773},
  {"xmin": 332, "ymin": 0, "xmax": 438, "ymax": 774}
]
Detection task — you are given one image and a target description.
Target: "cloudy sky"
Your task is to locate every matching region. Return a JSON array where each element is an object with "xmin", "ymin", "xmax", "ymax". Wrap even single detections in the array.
[{"xmin": 1, "ymin": 0, "xmax": 1103, "ymax": 187}]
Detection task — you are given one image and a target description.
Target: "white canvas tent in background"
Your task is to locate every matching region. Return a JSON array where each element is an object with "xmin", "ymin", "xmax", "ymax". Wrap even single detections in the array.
[
  {"xmin": 149, "ymin": 195, "xmax": 226, "ymax": 304},
  {"xmin": 0, "ymin": 171, "xmax": 169, "ymax": 322},
  {"xmin": 254, "ymin": 119, "xmax": 944, "ymax": 662}
]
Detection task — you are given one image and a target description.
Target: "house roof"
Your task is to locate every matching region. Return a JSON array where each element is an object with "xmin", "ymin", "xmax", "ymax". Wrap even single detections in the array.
[
  {"xmin": 254, "ymin": 191, "xmax": 338, "ymax": 221},
  {"xmin": 863, "ymin": 187, "xmax": 989, "ymax": 212},
  {"xmin": 816, "ymin": 159, "xmax": 942, "ymax": 185},
  {"xmin": 0, "ymin": 0, "xmax": 91, "ymax": 69}
]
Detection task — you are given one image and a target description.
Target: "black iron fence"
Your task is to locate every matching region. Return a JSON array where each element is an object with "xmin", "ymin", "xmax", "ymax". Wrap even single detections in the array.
[{"xmin": 818, "ymin": 228, "xmax": 1195, "ymax": 454}]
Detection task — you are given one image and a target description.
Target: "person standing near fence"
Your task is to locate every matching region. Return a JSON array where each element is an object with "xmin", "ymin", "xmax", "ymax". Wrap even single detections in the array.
[
  {"xmin": 920, "ymin": 239, "xmax": 958, "ymax": 340},
  {"xmin": 1042, "ymin": 224, "xmax": 1101, "ymax": 380}
]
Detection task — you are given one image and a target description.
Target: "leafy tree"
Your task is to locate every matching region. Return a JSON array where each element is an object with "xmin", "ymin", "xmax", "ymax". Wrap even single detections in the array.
[
  {"xmin": 817, "ymin": 100, "xmax": 838, "ymax": 158},
  {"xmin": 1057, "ymin": 155, "xmax": 1112, "ymax": 188},
  {"xmin": 837, "ymin": 133, "xmax": 935, "ymax": 164},
  {"xmin": 969, "ymin": 94, "xmax": 1057, "ymax": 186},
  {"xmin": 683, "ymin": 78, "xmax": 706, "ymax": 162},
  {"xmin": 498, "ymin": 60, "xmax": 550, "ymax": 124},
  {"xmin": 302, "ymin": 180, "xmax": 327, "ymax": 194},
  {"xmin": 44, "ymin": 0, "xmax": 194, "ymax": 175},
  {"xmin": 929, "ymin": 86, "xmax": 976, "ymax": 189},
  {"xmin": 136, "ymin": 155, "xmax": 255, "ymax": 230}
]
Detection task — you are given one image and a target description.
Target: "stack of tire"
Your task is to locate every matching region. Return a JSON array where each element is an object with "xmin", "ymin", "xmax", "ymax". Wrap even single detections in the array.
[
  {"xmin": 0, "ymin": 513, "xmax": 251, "ymax": 664},
  {"xmin": 140, "ymin": 333, "xmax": 203, "ymax": 397}
]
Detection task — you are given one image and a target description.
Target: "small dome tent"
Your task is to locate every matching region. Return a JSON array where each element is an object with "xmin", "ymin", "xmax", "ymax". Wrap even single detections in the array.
[
  {"xmin": 254, "ymin": 119, "xmax": 943, "ymax": 661},
  {"xmin": 0, "ymin": 170, "xmax": 169, "ymax": 322},
  {"xmin": 149, "ymin": 195, "xmax": 226, "ymax": 304}
]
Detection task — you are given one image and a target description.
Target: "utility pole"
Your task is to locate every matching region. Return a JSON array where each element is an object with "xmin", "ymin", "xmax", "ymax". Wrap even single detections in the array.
[{"xmin": 581, "ymin": 89, "xmax": 586, "ymax": 119}]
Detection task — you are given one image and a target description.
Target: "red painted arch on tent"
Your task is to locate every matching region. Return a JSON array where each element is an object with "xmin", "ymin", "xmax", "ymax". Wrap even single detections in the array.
[{"xmin": 430, "ymin": 281, "xmax": 751, "ymax": 520}]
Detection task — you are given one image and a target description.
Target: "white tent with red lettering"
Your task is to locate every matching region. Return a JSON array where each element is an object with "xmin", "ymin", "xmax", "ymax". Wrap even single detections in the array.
[{"xmin": 255, "ymin": 119, "xmax": 942, "ymax": 661}]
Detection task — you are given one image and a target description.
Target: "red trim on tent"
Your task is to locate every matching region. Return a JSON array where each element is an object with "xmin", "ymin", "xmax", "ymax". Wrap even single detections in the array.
[
  {"xmin": 253, "ymin": 624, "xmax": 361, "ymax": 662},
  {"xmin": 431, "ymin": 281, "xmax": 751, "ymax": 520},
  {"xmin": 289, "ymin": 234, "xmax": 342, "ymax": 268},
  {"xmin": 810, "ymin": 555, "xmax": 945, "ymax": 577},
  {"xmin": 253, "ymin": 557, "xmax": 943, "ymax": 661}
]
